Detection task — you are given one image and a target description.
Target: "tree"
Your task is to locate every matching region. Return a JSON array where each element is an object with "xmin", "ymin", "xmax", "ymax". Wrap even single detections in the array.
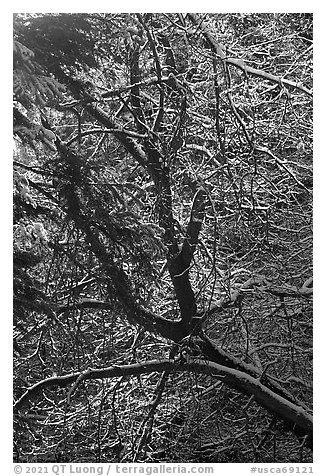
[{"xmin": 13, "ymin": 13, "xmax": 313, "ymax": 463}]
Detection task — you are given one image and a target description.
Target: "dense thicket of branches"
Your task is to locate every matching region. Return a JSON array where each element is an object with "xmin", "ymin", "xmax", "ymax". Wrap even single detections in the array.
[{"xmin": 13, "ymin": 13, "xmax": 312, "ymax": 463}]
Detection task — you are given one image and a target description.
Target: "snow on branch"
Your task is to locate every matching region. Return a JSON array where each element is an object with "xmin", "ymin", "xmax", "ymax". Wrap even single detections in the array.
[
  {"xmin": 14, "ymin": 357, "xmax": 312, "ymax": 448},
  {"xmin": 188, "ymin": 14, "xmax": 312, "ymax": 97}
]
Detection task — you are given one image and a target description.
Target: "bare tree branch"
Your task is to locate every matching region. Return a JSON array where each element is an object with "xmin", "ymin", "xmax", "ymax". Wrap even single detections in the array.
[
  {"xmin": 14, "ymin": 357, "xmax": 312, "ymax": 448},
  {"xmin": 188, "ymin": 13, "xmax": 312, "ymax": 96}
]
